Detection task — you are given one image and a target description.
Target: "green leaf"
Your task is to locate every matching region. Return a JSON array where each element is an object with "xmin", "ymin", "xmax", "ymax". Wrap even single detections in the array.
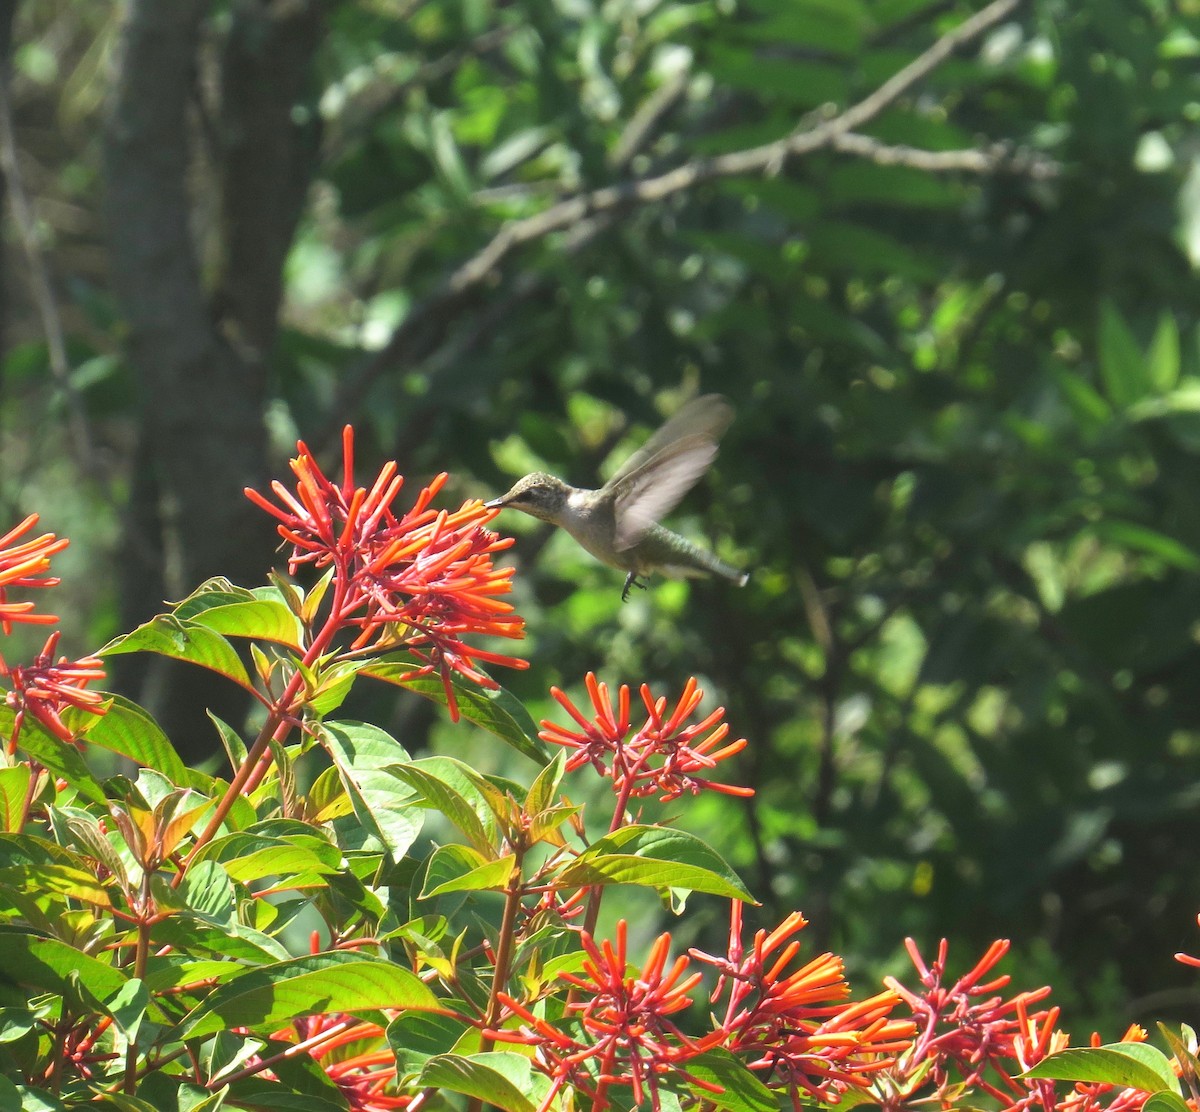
[
  {"xmin": 188, "ymin": 598, "xmax": 304, "ymax": 647},
  {"xmin": 101, "ymin": 615, "xmax": 254, "ymax": 692},
  {"xmin": 148, "ymin": 916, "xmax": 291, "ymax": 964},
  {"xmin": 107, "ymin": 978, "xmax": 149, "ymax": 1040},
  {"xmin": 1148, "ymin": 312, "xmax": 1181, "ymax": 392},
  {"xmin": 683, "ymin": 1048, "xmax": 777, "ymax": 1112},
  {"xmin": 0, "ymin": 863, "xmax": 112, "ymax": 907},
  {"xmin": 362, "ymin": 663, "xmax": 547, "ymax": 766},
  {"xmin": 385, "ymin": 760, "xmax": 496, "ymax": 857},
  {"xmin": 83, "ymin": 694, "xmax": 189, "ymax": 785},
  {"xmin": 418, "ymin": 1052, "xmax": 548, "ymax": 1112},
  {"xmin": 193, "ymin": 831, "xmax": 342, "ymax": 886},
  {"xmin": 320, "ymin": 721, "xmax": 424, "ymax": 859},
  {"xmin": 1098, "ymin": 300, "xmax": 1154, "ymax": 409},
  {"xmin": 558, "ymin": 825, "xmax": 753, "ymax": 901},
  {"xmin": 0, "ymin": 929, "xmax": 128, "ymax": 1002},
  {"xmin": 0, "ymin": 766, "xmax": 31, "ymax": 833},
  {"xmin": 0, "ymin": 710, "xmax": 105, "ymax": 804},
  {"xmin": 388, "ymin": 1010, "xmax": 473, "ymax": 1075},
  {"xmin": 1145, "ymin": 1094, "xmax": 1195, "ymax": 1112},
  {"xmin": 1024, "ymin": 1043, "xmax": 1181, "ymax": 1093},
  {"xmin": 180, "ymin": 951, "xmax": 439, "ymax": 1039},
  {"xmin": 1086, "ymin": 520, "xmax": 1200, "ymax": 572},
  {"xmin": 422, "ymin": 847, "xmax": 516, "ymax": 897}
]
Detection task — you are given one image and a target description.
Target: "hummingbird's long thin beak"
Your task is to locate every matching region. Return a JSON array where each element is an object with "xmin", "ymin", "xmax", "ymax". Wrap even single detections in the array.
[{"xmin": 484, "ymin": 496, "xmax": 506, "ymax": 509}]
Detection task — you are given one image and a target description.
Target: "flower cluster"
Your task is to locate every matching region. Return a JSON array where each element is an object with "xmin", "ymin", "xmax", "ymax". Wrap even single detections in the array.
[
  {"xmin": 0, "ymin": 514, "xmax": 68, "ymax": 636},
  {"xmin": 244, "ymin": 425, "xmax": 527, "ymax": 719},
  {"xmin": 540, "ymin": 672, "xmax": 753, "ymax": 802},
  {"xmin": 3, "ymin": 631, "xmax": 107, "ymax": 755},
  {"xmin": 0, "ymin": 517, "xmax": 106, "ymax": 756},
  {"xmin": 880, "ymin": 937, "xmax": 1054, "ymax": 1107},
  {"xmin": 494, "ymin": 920, "xmax": 725, "ymax": 1111},
  {"xmin": 275, "ymin": 1013, "xmax": 407, "ymax": 1112},
  {"xmin": 691, "ymin": 902, "xmax": 913, "ymax": 1106}
]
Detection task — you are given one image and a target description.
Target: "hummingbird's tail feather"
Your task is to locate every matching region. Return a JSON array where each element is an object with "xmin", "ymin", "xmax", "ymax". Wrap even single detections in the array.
[{"xmin": 641, "ymin": 525, "xmax": 748, "ymax": 586}]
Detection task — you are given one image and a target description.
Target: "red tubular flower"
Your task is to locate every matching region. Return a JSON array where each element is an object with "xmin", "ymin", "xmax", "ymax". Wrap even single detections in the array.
[
  {"xmin": 540, "ymin": 672, "xmax": 753, "ymax": 801},
  {"xmin": 3, "ymin": 631, "xmax": 107, "ymax": 755},
  {"xmin": 879, "ymin": 937, "xmax": 1055, "ymax": 1108},
  {"xmin": 0, "ymin": 514, "xmax": 68, "ymax": 636},
  {"xmin": 691, "ymin": 901, "xmax": 912, "ymax": 1106},
  {"xmin": 492, "ymin": 920, "xmax": 725, "ymax": 1111},
  {"xmin": 258, "ymin": 1013, "xmax": 409, "ymax": 1111},
  {"xmin": 1176, "ymin": 914, "xmax": 1200, "ymax": 968},
  {"xmin": 244, "ymin": 426, "xmax": 527, "ymax": 721}
]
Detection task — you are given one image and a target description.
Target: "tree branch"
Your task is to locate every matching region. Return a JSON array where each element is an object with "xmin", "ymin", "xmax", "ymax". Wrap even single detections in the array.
[
  {"xmin": 321, "ymin": 0, "xmax": 1024, "ymax": 442},
  {"xmin": 832, "ymin": 131, "xmax": 1060, "ymax": 179}
]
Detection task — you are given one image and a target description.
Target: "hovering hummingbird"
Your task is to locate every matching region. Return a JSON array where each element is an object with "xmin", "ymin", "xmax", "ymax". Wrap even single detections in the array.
[{"xmin": 485, "ymin": 394, "xmax": 748, "ymax": 601}]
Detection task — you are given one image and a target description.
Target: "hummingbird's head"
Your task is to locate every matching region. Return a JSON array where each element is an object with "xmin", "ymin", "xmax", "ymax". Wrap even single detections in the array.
[{"xmin": 485, "ymin": 472, "xmax": 572, "ymax": 523}]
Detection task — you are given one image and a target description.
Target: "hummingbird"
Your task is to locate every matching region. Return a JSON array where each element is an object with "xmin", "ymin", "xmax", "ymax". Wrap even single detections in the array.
[{"xmin": 485, "ymin": 394, "xmax": 748, "ymax": 601}]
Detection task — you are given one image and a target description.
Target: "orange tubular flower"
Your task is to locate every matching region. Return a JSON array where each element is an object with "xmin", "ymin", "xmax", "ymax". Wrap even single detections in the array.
[
  {"xmin": 244, "ymin": 426, "xmax": 527, "ymax": 720},
  {"xmin": 691, "ymin": 901, "xmax": 912, "ymax": 1107},
  {"xmin": 492, "ymin": 920, "xmax": 725, "ymax": 1112},
  {"xmin": 257, "ymin": 1013, "xmax": 409, "ymax": 1111},
  {"xmin": 0, "ymin": 514, "xmax": 68, "ymax": 636},
  {"xmin": 540, "ymin": 672, "xmax": 753, "ymax": 801},
  {"xmin": 3, "ymin": 631, "xmax": 107, "ymax": 755}
]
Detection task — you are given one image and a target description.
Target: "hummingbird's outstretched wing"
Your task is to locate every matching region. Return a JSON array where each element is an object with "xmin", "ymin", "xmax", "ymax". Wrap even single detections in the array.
[{"xmin": 602, "ymin": 394, "xmax": 734, "ymax": 552}]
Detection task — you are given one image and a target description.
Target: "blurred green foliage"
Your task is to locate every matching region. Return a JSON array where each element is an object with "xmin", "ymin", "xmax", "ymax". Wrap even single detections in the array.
[{"xmin": 3, "ymin": 0, "xmax": 1200, "ymax": 1032}]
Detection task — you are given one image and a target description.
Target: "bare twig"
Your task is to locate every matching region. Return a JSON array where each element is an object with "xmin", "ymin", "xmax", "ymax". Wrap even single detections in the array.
[
  {"xmin": 833, "ymin": 131, "xmax": 1060, "ymax": 179},
  {"xmin": 0, "ymin": 73, "xmax": 95, "ymax": 469},
  {"xmin": 322, "ymin": 0, "xmax": 1024, "ymax": 440}
]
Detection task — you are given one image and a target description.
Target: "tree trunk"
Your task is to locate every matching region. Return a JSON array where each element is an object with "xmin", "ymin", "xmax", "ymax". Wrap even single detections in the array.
[{"xmin": 104, "ymin": 0, "xmax": 322, "ymax": 762}]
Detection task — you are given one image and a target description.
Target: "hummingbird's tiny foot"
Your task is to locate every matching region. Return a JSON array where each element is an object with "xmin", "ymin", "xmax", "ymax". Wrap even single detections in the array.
[{"xmin": 621, "ymin": 573, "xmax": 648, "ymax": 602}]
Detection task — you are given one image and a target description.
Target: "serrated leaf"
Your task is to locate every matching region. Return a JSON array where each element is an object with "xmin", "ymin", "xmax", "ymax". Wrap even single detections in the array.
[
  {"xmin": 82, "ymin": 695, "xmax": 190, "ymax": 785},
  {"xmin": 422, "ymin": 847, "xmax": 516, "ymax": 897},
  {"xmin": 180, "ymin": 951, "xmax": 439, "ymax": 1039},
  {"xmin": 1024, "ymin": 1044, "xmax": 1181, "ymax": 1093},
  {"xmin": 558, "ymin": 825, "xmax": 752, "ymax": 901},
  {"xmin": 101, "ymin": 616, "xmax": 255, "ymax": 692}
]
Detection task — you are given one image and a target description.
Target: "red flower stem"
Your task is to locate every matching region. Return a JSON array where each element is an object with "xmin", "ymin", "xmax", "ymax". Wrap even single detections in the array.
[
  {"xmin": 580, "ymin": 749, "xmax": 645, "ymax": 940},
  {"xmin": 469, "ymin": 855, "xmax": 526, "ymax": 1112},
  {"xmin": 123, "ymin": 870, "xmax": 153, "ymax": 1093}
]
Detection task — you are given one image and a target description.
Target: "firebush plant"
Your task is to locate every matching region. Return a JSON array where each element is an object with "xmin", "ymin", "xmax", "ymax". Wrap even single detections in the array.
[{"xmin": 0, "ymin": 429, "xmax": 1197, "ymax": 1112}]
